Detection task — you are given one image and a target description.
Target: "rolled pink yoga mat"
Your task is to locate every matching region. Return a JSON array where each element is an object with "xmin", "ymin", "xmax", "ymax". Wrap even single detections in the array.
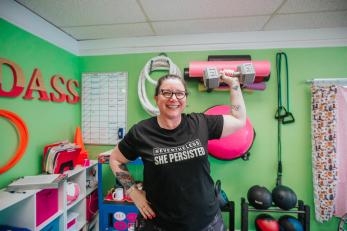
[
  {"xmin": 243, "ymin": 82, "xmax": 267, "ymax": 91},
  {"xmin": 188, "ymin": 61, "xmax": 271, "ymax": 80}
]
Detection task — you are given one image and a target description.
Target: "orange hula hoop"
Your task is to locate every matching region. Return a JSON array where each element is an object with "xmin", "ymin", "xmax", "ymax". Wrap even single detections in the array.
[{"xmin": 0, "ymin": 110, "xmax": 29, "ymax": 174}]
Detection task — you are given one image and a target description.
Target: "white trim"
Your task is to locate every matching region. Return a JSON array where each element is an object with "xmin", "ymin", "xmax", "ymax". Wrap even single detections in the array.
[
  {"xmin": 0, "ymin": 0, "xmax": 79, "ymax": 55},
  {"xmin": 78, "ymin": 28, "xmax": 347, "ymax": 56},
  {"xmin": 1, "ymin": 0, "xmax": 347, "ymax": 56}
]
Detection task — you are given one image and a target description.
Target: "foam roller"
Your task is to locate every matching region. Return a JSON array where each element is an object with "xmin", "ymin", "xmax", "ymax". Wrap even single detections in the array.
[{"xmin": 185, "ymin": 60, "xmax": 271, "ymax": 82}]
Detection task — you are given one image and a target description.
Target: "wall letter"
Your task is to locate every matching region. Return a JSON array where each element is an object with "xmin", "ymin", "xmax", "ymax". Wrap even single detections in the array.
[
  {"xmin": 50, "ymin": 75, "xmax": 67, "ymax": 102},
  {"xmin": 66, "ymin": 79, "xmax": 80, "ymax": 104},
  {"xmin": 23, "ymin": 68, "xmax": 49, "ymax": 101},
  {"xmin": 0, "ymin": 58, "xmax": 25, "ymax": 97}
]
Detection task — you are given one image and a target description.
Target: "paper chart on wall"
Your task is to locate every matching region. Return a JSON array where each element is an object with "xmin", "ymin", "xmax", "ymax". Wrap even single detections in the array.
[{"xmin": 82, "ymin": 72, "xmax": 127, "ymax": 145}]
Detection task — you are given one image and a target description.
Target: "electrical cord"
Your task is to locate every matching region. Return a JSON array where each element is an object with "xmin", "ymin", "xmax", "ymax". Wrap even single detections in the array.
[{"xmin": 138, "ymin": 55, "xmax": 182, "ymax": 116}]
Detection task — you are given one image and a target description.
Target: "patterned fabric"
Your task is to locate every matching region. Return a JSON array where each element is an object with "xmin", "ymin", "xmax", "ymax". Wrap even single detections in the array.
[{"xmin": 311, "ymin": 84, "xmax": 338, "ymax": 222}]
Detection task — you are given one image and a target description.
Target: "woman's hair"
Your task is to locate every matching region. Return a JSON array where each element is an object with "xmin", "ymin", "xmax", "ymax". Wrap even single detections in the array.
[{"xmin": 154, "ymin": 74, "xmax": 188, "ymax": 96}]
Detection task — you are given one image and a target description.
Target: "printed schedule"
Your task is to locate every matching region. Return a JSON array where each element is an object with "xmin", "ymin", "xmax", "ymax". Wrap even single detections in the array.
[{"xmin": 82, "ymin": 72, "xmax": 127, "ymax": 144}]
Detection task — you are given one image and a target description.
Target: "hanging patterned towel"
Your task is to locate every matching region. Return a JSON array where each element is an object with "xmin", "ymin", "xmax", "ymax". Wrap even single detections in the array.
[
  {"xmin": 334, "ymin": 86, "xmax": 347, "ymax": 217},
  {"xmin": 311, "ymin": 84, "xmax": 338, "ymax": 222}
]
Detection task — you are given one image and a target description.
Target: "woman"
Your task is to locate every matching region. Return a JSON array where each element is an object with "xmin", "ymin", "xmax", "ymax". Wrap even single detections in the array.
[{"xmin": 110, "ymin": 72, "xmax": 246, "ymax": 231}]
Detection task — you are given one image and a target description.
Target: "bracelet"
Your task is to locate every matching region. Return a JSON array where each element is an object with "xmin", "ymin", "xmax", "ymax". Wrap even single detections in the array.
[{"xmin": 126, "ymin": 185, "xmax": 137, "ymax": 196}]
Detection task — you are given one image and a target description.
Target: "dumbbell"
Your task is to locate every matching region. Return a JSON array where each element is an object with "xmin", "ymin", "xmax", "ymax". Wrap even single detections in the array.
[
  {"xmin": 202, "ymin": 63, "xmax": 256, "ymax": 90},
  {"xmin": 235, "ymin": 63, "xmax": 256, "ymax": 84}
]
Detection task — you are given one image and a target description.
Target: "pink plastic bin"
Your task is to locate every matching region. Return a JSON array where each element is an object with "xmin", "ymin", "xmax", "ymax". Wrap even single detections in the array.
[{"xmin": 36, "ymin": 188, "xmax": 58, "ymax": 226}]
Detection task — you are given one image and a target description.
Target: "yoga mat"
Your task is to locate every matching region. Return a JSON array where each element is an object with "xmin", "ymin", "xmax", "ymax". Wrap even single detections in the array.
[{"xmin": 188, "ymin": 61, "xmax": 271, "ymax": 79}]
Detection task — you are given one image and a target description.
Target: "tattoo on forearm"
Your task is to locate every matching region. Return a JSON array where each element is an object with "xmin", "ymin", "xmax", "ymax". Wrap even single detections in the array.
[
  {"xmin": 119, "ymin": 164, "xmax": 128, "ymax": 171},
  {"xmin": 231, "ymin": 85, "xmax": 239, "ymax": 90},
  {"xmin": 230, "ymin": 105, "xmax": 241, "ymax": 111},
  {"xmin": 114, "ymin": 164, "xmax": 135, "ymax": 190}
]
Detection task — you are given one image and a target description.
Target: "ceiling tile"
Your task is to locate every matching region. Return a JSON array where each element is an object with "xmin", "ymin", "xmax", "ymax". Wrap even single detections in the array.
[
  {"xmin": 278, "ymin": 0, "xmax": 347, "ymax": 13},
  {"xmin": 62, "ymin": 23, "xmax": 154, "ymax": 40},
  {"xmin": 12, "ymin": 0, "xmax": 347, "ymax": 42},
  {"xmin": 265, "ymin": 11, "xmax": 347, "ymax": 30},
  {"xmin": 140, "ymin": 0, "xmax": 282, "ymax": 21},
  {"xmin": 152, "ymin": 16, "xmax": 269, "ymax": 36},
  {"xmin": 16, "ymin": 0, "xmax": 146, "ymax": 27}
]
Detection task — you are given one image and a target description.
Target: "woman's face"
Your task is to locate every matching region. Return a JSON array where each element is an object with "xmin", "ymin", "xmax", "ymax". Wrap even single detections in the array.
[{"xmin": 154, "ymin": 78, "xmax": 187, "ymax": 119}]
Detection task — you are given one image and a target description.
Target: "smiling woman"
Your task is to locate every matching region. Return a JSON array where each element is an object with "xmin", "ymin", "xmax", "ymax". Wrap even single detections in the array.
[
  {"xmin": 108, "ymin": 71, "xmax": 247, "ymax": 231},
  {"xmin": 154, "ymin": 75, "xmax": 188, "ymax": 125}
]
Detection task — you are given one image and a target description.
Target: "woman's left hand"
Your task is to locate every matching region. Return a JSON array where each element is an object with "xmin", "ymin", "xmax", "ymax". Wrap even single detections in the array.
[{"xmin": 128, "ymin": 187, "xmax": 156, "ymax": 219}]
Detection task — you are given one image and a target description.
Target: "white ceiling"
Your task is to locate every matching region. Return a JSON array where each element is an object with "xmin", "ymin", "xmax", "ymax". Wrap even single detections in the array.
[{"xmin": 14, "ymin": 0, "xmax": 347, "ymax": 41}]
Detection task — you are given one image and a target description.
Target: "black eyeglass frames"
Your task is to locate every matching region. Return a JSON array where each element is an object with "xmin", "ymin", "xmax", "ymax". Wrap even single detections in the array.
[{"xmin": 160, "ymin": 89, "xmax": 188, "ymax": 99}]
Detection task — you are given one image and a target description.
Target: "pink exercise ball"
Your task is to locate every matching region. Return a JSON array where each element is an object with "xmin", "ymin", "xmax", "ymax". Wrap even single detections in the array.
[{"xmin": 205, "ymin": 105, "xmax": 255, "ymax": 160}]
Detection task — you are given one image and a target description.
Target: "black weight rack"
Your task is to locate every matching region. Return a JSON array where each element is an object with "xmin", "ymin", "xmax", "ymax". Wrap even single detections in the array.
[
  {"xmin": 221, "ymin": 201, "xmax": 235, "ymax": 231},
  {"xmin": 241, "ymin": 198, "xmax": 310, "ymax": 231}
]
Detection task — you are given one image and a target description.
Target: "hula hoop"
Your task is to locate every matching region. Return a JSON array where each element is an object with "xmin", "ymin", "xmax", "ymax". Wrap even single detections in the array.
[{"xmin": 0, "ymin": 110, "xmax": 29, "ymax": 174}]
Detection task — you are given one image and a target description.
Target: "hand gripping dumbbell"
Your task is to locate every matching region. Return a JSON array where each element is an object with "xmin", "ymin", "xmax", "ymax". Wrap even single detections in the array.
[{"xmin": 202, "ymin": 63, "xmax": 256, "ymax": 90}]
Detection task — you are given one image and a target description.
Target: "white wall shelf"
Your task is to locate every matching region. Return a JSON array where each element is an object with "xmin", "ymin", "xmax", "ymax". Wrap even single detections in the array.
[{"xmin": 0, "ymin": 160, "xmax": 98, "ymax": 231}]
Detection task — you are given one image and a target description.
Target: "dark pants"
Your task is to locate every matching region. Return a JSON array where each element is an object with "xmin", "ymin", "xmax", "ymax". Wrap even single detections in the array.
[{"xmin": 135, "ymin": 210, "xmax": 226, "ymax": 231}]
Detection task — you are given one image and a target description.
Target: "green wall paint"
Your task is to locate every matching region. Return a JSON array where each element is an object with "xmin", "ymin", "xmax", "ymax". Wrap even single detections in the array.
[
  {"xmin": 80, "ymin": 48, "xmax": 347, "ymax": 230},
  {"xmin": 1, "ymin": 19, "xmax": 347, "ymax": 230},
  {"xmin": 0, "ymin": 19, "xmax": 80, "ymax": 187}
]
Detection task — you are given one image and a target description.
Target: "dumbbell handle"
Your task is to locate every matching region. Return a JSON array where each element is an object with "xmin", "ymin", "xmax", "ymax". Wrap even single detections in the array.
[
  {"xmin": 222, "ymin": 70, "xmax": 241, "ymax": 77},
  {"xmin": 221, "ymin": 70, "xmax": 245, "ymax": 85},
  {"xmin": 222, "ymin": 63, "xmax": 256, "ymax": 85}
]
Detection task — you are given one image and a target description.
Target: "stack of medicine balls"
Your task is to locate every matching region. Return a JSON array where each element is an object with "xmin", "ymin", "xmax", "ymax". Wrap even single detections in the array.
[{"xmin": 247, "ymin": 185, "xmax": 303, "ymax": 231}]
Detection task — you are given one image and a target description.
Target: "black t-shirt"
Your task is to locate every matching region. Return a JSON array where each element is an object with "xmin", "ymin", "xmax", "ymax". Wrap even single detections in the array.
[{"xmin": 118, "ymin": 113, "xmax": 224, "ymax": 231}]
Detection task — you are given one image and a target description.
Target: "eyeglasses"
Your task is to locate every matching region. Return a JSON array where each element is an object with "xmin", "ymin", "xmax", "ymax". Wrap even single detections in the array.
[{"xmin": 160, "ymin": 89, "xmax": 188, "ymax": 99}]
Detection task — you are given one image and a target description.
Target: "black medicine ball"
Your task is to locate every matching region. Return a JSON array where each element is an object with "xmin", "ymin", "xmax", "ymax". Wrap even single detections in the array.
[
  {"xmin": 278, "ymin": 215, "xmax": 304, "ymax": 231},
  {"xmin": 272, "ymin": 185, "xmax": 297, "ymax": 210},
  {"xmin": 247, "ymin": 185, "xmax": 272, "ymax": 209}
]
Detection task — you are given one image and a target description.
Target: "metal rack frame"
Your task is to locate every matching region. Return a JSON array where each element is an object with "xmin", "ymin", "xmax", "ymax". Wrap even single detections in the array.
[{"xmin": 240, "ymin": 197, "xmax": 310, "ymax": 231}]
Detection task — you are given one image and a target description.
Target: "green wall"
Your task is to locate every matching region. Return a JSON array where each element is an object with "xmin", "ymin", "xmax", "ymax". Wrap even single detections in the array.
[
  {"xmin": 80, "ymin": 48, "xmax": 347, "ymax": 230},
  {"xmin": 0, "ymin": 19, "xmax": 80, "ymax": 187},
  {"xmin": 1, "ymin": 19, "xmax": 347, "ymax": 230}
]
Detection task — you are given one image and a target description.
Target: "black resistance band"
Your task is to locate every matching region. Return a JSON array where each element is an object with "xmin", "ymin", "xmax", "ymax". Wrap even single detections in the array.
[{"xmin": 275, "ymin": 51, "xmax": 295, "ymax": 186}]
